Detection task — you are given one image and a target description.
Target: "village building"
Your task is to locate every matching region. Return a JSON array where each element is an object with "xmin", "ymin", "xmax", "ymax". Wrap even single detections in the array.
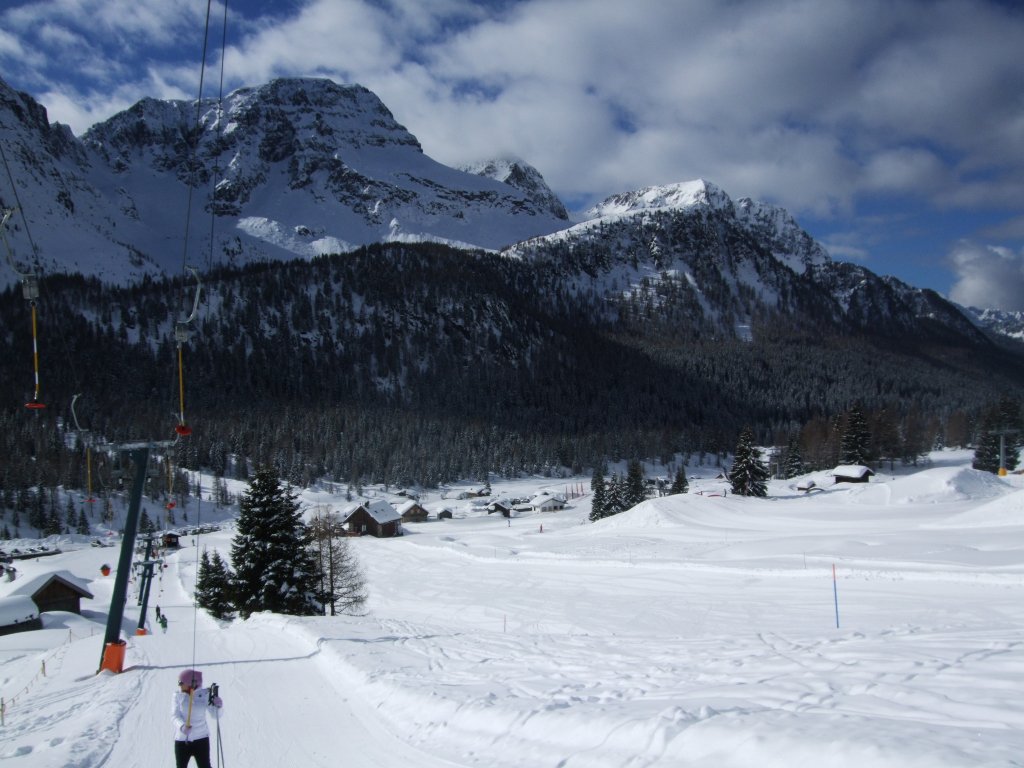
[
  {"xmin": 831, "ymin": 465, "xmax": 875, "ymax": 484},
  {"xmin": 7, "ymin": 570, "xmax": 94, "ymax": 615},
  {"xmin": 397, "ymin": 499, "xmax": 429, "ymax": 523},
  {"xmin": 340, "ymin": 499, "xmax": 403, "ymax": 538},
  {"xmin": 487, "ymin": 499, "xmax": 514, "ymax": 517},
  {"xmin": 530, "ymin": 492, "xmax": 567, "ymax": 513}
]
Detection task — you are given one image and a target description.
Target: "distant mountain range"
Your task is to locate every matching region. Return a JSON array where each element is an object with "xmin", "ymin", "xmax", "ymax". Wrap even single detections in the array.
[{"xmin": 0, "ymin": 74, "xmax": 1014, "ymax": 344}]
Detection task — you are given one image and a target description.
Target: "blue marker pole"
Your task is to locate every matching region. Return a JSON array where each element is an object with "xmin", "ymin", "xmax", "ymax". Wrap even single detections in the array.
[{"xmin": 832, "ymin": 563, "xmax": 840, "ymax": 628}]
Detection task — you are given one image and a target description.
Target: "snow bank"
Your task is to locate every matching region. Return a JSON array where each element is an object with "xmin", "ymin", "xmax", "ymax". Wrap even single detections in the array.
[{"xmin": 845, "ymin": 467, "xmax": 1010, "ymax": 506}]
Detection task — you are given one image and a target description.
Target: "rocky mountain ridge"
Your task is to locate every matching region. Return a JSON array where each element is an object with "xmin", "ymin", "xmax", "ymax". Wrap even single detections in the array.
[
  {"xmin": 0, "ymin": 76, "xmax": 569, "ymax": 283},
  {"xmin": 0, "ymin": 74, "xmax": 1013, "ymax": 345}
]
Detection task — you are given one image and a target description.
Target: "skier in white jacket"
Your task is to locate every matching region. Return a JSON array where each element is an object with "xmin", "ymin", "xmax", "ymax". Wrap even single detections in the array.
[{"xmin": 171, "ymin": 668, "xmax": 223, "ymax": 768}]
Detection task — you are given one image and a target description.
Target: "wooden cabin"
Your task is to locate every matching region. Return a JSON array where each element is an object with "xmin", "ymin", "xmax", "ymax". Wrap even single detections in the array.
[
  {"xmin": 831, "ymin": 465, "xmax": 875, "ymax": 484},
  {"xmin": 341, "ymin": 499, "xmax": 403, "ymax": 538},
  {"xmin": 8, "ymin": 570, "xmax": 94, "ymax": 615},
  {"xmin": 397, "ymin": 500, "xmax": 429, "ymax": 523}
]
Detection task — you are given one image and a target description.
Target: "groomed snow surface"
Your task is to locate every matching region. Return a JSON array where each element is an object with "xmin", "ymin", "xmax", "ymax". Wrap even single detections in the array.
[{"xmin": 1, "ymin": 451, "xmax": 1022, "ymax": 767}]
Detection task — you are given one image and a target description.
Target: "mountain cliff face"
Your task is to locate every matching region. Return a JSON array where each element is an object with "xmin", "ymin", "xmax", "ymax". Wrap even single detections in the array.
[
  {"xmin": 459, "ymin": 158, "xmax": 569, "ymax": 221},
  {"xmin": 505, "ymin": 180, "xmax": 985, "ymax": 344},
  {"xmin": 0, "ymin": 76, "xmax": 569, "ymax": 283},
  {"xmin": 0, "ymin": 76, "xmax": 999, "ymax": 347}
]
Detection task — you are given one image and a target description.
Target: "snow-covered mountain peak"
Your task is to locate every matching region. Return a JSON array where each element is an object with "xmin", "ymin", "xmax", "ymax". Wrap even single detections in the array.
[
  {"xmin": 0, "ymin": 74, "xmax": 575, "ymax": 282},
  {"xmin": 586, "ymin": 179, "xmax": 733, "ymax": 220},
  {"xmin": 459, "ymin": 157, "xmax": 568, "ymax": 220}
]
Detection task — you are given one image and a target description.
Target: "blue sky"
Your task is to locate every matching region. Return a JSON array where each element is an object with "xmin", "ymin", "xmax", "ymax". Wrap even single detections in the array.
[{"xmin": 1, "ymin": 0, "xmax": 1023, "ymax": 308}]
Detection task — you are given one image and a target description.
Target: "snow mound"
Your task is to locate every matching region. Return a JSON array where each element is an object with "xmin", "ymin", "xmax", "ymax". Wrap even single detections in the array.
[
  {"xmin": 586, "ymin": 494, "xmax": 735, "ymax": 532},
  {"xmin": 847, "ymin": 466, "xmax": 1010, "ymax": 505},
  {"xmin": 930, "ymin": 487, "xmax": 1024, "ymax": 529}
]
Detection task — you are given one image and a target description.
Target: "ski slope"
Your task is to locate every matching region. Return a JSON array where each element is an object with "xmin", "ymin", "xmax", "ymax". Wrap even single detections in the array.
[{"xmin": 1, "ymin": 452, "xmax": 1023, "ymax": 767}]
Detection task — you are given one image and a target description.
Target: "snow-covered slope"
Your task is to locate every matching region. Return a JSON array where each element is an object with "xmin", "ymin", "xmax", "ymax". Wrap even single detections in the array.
[{"xmin": 1, "ymin": 453, "xmax": 1023, "ymax": 767}]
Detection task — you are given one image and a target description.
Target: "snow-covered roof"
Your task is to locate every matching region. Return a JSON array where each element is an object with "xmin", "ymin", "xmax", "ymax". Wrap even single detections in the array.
[
  {"xmin": 1, "ymin": 570, "xmax": 94, "ymax": 600},
  {"xmin": 0, "ymin": 595, "xmax": 39, "ymax": 627},
  {"xmin": 531, "ymin": 495, "xmax": 566, "ymax": 509},
  {"xmin": 529, "ymin": 492, "xmax": 566, "ymax": 505},
  {"xmin": 342, "ymin": 499, "xmax": 401, "ymax": 524},
  {"xmin": 396, "ymin": 499, "xmax": 426, "ymax": 514},
  {"xmin": 831, "ymin": 465, "xmax": 874, "ymax": 478}
]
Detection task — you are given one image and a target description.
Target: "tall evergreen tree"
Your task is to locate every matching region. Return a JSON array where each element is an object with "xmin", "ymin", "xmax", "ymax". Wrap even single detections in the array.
[
  {"xmin": 729, "ymin": 427, "xmax": 769, "ymax": 498},
  {"xmin": 623, "ymin": 459, "xmax": 647, "ymax": 509},
  {"xmin": 196, "ymin": 549, "xmax": 235, "ymax": 621},
  {"xmin": 839, "ymin": 403, "xmax": 872, "ymax": 465},
  {"xmin": 231, "ymin": 467, "xmax": 319, "ymax": 618},
  {"xmin": 589, "ymin": 462, "xmax": 608, "ymax": 522},
  {"xmin": 605, "ymin": 472, "xmax": 625, "ymax": 517},
  {"xmin": 972, "ymin": 399, "xmax": 1022, "ymax": 474},
  {"xmin": 782, "ymin": 436, "xmax": 804, "ymax": 479},
  {"xmin": 669, "ymin": 465, "xmax": 689, "ymax": 494}
]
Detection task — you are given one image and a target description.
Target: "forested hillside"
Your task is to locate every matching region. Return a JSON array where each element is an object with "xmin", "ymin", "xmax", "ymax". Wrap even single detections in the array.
[{"xmin": 1, "ymin": 241, "xmax": 1020, "ymax": 504}]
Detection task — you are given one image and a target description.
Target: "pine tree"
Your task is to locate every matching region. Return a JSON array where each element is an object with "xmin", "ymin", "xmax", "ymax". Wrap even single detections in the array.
[
  {"xmin": 139, "ymin": 508, "xmax": 156, "ymax": 534},
  {"xmin": 839, "ymin": 403, "xmax": 872, "ymax": 466},
  {"xmin": 623, "ymin": 459, "xmax": 647, "ymax": 509},
  {"xmin": 729, "ymin": 427, "xmax": 769, "ymax": 497},
  {"xmin": 196, "ymin": 549, "xmax": 235, "ymax": 621},
  {"xmin": 605, "ymin": 472, "xmax": 625, "ymax": 516},
  {"xmin": 972, "ymin": 402, "xmax": 1021, "ymax": 473},
  {"xmin": 782, "ymin": 436, "xmax": 804, "ymax": 479},
  {"xmin": 589, "ymin": 462, "xmax": 608, "ymax": 522},
  {"xmin": 972, "ymin": 424, "xmax": 1001, "ymax": 474},
  {"xmin": 231, "ymin": 467, "xmax": 319, "ymax": 618},
  {"xmin": 669, "ymin": 465, "xmax": 689, "ymax": 494}
]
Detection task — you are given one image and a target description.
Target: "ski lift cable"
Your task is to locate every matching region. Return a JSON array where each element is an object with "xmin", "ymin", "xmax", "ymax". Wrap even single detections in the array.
[
  {"xmin": 179, "ymin": 0, "xmax": 228, "ymax": 690},
  {"xmin": 172, "ymin": 0, "xmax": 228, "ymax": 441}
]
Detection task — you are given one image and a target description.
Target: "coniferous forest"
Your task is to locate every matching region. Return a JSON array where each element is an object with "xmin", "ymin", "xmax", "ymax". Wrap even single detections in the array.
[{"xmin": 1, "ymin": 241, "xmax": 1022, "ymax": 507}]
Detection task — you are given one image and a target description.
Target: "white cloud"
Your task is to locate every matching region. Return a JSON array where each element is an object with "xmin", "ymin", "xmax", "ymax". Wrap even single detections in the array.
[
  {"xmin": 948, "ymin": 241, "xmax": 1024, "ymax": 311},
  {"xmin": 2, "ymin": 0, "xmax": 1023, "ymax": 240}
]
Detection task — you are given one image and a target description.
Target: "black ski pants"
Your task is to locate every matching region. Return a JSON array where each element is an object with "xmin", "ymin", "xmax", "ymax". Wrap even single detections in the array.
[{"xmin": 175, "ymin": 736, "xmax": 212, "ymax": 768}]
